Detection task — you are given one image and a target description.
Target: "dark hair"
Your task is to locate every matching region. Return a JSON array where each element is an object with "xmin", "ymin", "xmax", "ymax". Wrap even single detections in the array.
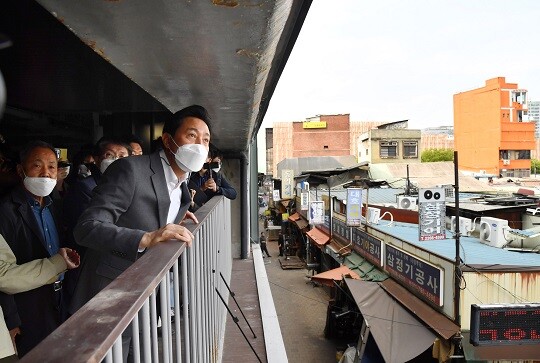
[
  {"xmin": 209, "ymin": 144, "xmax": 223, "ymax": 160},
  {"xmin": 19, "ymin": 140, "xmax": 57, "ymax": 164},
  {"xmin": 93, "ymin": 137, "xmax": 132, "ymax": 157},
  {"xmin": 126, "ymin": 134, "xmax": 143, "ymax": 146},
  {"xmin": 162, "ymin": 105, "xmax": 211, "ymax": 136}
]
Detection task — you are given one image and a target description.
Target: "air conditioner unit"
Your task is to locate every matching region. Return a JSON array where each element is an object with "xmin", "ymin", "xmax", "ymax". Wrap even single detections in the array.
[
  {"xmin": 450, "ymin": 216, "xmax": 473, "ymax": 236},
  {"xmin": 397, "ymin": 196, "xmax": 417, "ymax": 210},
  {"xmin": 366, "ymin": 207, "xmax": 381, "ymax": 224},
  {"xmin": 479, "ymin": 217, "xmax": 509, "ymax": 248},
  {"xmin": 503, "ymin": 159, "xmax": 510, "ymax": 165}
]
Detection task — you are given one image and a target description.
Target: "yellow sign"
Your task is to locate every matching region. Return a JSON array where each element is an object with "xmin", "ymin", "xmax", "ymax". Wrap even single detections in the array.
[
  {"xmin": 55, "ymin": 148, "xmax": 68, "ymax": 161},
  {"xmin": 302, "ymin": 121, "xmax": 327, "ymax": 129}
]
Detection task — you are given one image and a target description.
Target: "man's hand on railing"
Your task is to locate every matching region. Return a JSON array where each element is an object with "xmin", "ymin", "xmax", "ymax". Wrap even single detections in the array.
[
  {"xmin": 139, "ymin": 224, "xmax": 195, "ymax": 249},
  {"xmin": 182, "ymin": 210, "xmax": 198, "ymax": 224}
]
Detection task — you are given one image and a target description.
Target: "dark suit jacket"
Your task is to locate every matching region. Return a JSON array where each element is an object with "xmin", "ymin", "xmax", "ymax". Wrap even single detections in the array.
[
  {"xmin": 188, "ymin": 170, "xmax": 236, "ymax": 208},
  {"xmin": 70, "ymin": 151, "xmax": 191, "ymax": 312},
  {"xmin": 0, "ymin": 186, "xmax": 65, "ymax": 356}
]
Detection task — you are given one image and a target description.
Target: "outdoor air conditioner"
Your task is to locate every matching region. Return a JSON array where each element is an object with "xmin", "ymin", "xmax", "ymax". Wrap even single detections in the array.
[
  {"xmin": 503, "ymin": 159, "xmax": 510, "ymax": 165},
  {"xmin": 479, "ymin": 217, "xmax": 509, "ymax": 248},
  {"xmin": 366, "ymin": 207, "xmax": 381, "ymax": 224},
  {"xmin": 397, "ymin": 196, "xmax": 417, "ymax": 210},
  {"xmin": 450, "ymin": 216, "xmax": 473, "ymax": 236}
]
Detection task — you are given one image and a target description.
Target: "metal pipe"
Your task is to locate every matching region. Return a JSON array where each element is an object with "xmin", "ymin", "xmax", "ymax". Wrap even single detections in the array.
[{"xmin": 241, "ymin": 151, "xmax": 250, "ymax": 259}]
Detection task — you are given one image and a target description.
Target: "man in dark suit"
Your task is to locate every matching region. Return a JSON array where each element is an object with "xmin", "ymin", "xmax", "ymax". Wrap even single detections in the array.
[
  {"xmin": 70, "ymin": 105, "xmax": 211, "ymax": 360},
  {"xmin": 0, "ymin": 140, "xmax": 68, "ymax": 357},
  {"xmin": 62, "ymin": 137, "xmax": 131, "ymax": 307}
]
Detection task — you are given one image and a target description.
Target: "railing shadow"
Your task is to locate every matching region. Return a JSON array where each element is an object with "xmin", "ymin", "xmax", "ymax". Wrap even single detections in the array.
[{"xmin": 21, "ymin": 196, "xmax": 232, "ymax": 363}]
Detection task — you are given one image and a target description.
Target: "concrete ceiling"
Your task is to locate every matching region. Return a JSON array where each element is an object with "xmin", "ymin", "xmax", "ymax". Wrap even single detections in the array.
[{"xmin": 0, "ymin": 0, "xmax": 311, "ymax": 153}]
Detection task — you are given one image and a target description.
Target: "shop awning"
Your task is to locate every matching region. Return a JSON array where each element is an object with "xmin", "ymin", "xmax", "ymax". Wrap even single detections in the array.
[
  {"xmin": 305, "ymin": 227, "xmax": 330, "ymax": 248},
  {"xmin": 343, "ymin": 253, "xmax": 388, "ymax": 282},
  {"xmin": 327, "ymin": 239, "xmax": 352, "ymax": 256},
  {"xmin": 311, "ymin": 265, "xmax": 359, "ymax": 287},
  {"xmin": 288, "ymin": 212, "xmax": 300, "ymax": 221},
  {"xmin": 380, "ymin": 278, "xmax": 460, "ymax": 340},
  {"xmin": 345, "ymin": 279, "xmax": 436, "ymax": 363},
  {"xmin": 294, "ymin": 217, "xmax": 309, "ymax": 230}
]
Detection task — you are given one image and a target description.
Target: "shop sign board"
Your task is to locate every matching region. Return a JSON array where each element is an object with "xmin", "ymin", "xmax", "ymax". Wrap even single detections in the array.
[
  {"xmin": 418, "ymin": 188, "xmax": 446, "ymax": 241},
  {"xmin": 384, "ymin": 244, "xmax": 444, "ymax": 306},
  {"xmin": 332, "ymin": 217, "xmax": 351, "ymax": 241},
  {"xmin": 346, "ymin": 188, "xmax": 362, "ymax": 226},
  {"xmin": 470, "ymin": 303, "xmax": 540, "ymax": 346},
  {"xmin": 309, "ymin": 201, "xmax": 325, "ymax": 225},
  {"xmin": 281, "ymin": 169, "xmax": 294, "ymax": 199},
  {"xmin": 300, "ymin": 192, "xmax": 309, "ymax": 211},
  {"xmin": 272, "ymin": 189, "xmax": 280, "ymax": 201},
  {"xmin": 281, "ymin": 213, "xmax": 289, "ymax": 221},
  {"xmin": 302, "ymin": 121, "xmax": 327, "ymax": 129},
  {"xmin": 351, "ymin": 228, "xmax": 383, "ymax": 267}
]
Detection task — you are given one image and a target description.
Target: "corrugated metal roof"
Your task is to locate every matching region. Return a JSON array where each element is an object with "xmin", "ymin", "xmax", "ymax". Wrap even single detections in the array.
[
  {"xmin": 373, "ymin": 222, "xmax": 540, "ymax": 270},
  {"xmin": 369, "ymin": 162, "xmax": 498, "ymax": 192}
]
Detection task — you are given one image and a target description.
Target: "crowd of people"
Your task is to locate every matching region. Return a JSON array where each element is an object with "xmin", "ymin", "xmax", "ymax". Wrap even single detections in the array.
[{"xmin": 0, "ymin": 104, "xmax": 237, "ymax": 361}]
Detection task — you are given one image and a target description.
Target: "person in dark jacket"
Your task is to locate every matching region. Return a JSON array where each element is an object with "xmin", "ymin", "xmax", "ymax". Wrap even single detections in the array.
[{"xmin": 188, "ymin": 148, "xmax": 236, "ymax": 210}]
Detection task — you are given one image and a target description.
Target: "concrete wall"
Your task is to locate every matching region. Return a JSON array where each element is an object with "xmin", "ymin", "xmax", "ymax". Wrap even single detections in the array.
[{"xmin": 358, "ymin": 129, "xmax": 421, "ymax": 164}]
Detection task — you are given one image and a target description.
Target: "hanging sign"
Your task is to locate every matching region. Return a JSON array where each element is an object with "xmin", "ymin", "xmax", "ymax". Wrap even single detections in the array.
[
  {"xmin": 301, "ymin": 192, "xmax": 309, "ymax": 211},
  {"xmin": 418, "ymin": 188, "xmax": 446, "ymax": 241},
  {"xmin": 346, "ymin": 188, "xmax": 362, "ymax": 226},
  {"xmin": 281, "ymin": 169, "xmax": 294, "ymax": 199},
  {"xmin": 309, "ymin": 201, "xmax": 325, "ymax": 225},
  {"xmin": 272, "ymin": 189, "xmax": 281, "ymax": 201}
]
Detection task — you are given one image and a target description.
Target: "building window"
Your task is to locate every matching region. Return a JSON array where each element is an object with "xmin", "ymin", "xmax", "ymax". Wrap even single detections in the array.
[
  {"xmin": 380, "ymin": 141, "xmax": 398, "ymax": 158},
  {"xmin": 402, "ymin": 141, "xmax": 418, "ymax": 158},
  {"xmin": 323, "ymin": 145, "xmax": 328, "ymax": 149},
  {"xmin": 518, "ymin": 150, "xmax": 531, "ymax": 159}
]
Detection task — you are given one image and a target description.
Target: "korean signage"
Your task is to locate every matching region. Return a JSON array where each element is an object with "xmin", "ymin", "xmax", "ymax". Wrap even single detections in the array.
[
  {"xmin": 385, "ymin": 244, "xmax": 443, "ymax": 306},
  {"xmin": 272, "ymin": 189, "xmax": 280, "ymax": 201},
  {"xmin": 418, "ymin": 188, "xmax": 446, "ymax": 241},
  {"xmin": 301, "ymin": 192, "xmax": 309, "ymax": 211},
  {"xmin": 346, "ymin": 188, "xmax": 362, "ymax": 226},
  {"xmin": 309, "ymin": 201, "xmax": 325, "ymax": 225},
  {"xmin": 332, "ymin": 217, "xmax": 351, "ymax": 241},
  {"xmin": 281, "ymin": 169, "xmax": 294, "ymax": 199},
  {"xmin": 351, "ymin": 228, "xmax": 383, "ymax": 267},
  {"xmin": 302, "ymin": 121, "xmax": 327, "ymax": 129},
  {"xmin": 470, "ymin": 304, "xmax": 540, "ymax": 346}
]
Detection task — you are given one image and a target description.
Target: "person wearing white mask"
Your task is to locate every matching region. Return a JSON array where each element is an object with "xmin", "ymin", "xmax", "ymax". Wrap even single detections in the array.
[
  {"xmin": 70, "ymin": 105, "xmax": 209, "ymax": 362},
  {"xmin": 0, "ymin": 140, "xmax": 72, "ymax": 357},
  {"xmin": 61, "ymin": 138, "xmax": 130, "ymax": 307}
]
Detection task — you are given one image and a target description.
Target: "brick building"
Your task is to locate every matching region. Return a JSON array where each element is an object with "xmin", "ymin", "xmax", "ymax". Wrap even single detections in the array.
[{"xmin": 454, "ymin": 77, "xmax": 535, "ymax": 178}]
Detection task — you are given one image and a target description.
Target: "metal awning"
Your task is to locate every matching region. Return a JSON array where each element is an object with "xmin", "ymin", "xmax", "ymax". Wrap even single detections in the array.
[
  {"xmin": 343, "ymin": 252, "xmax": 388, "ymax": 282},
  {"xmin": 305, "ymin": 227, "xmax": 329, "ymax": 248},
  {"xmin": 310, "ymin": 265, "xmax": 359, "ymax": 287},
  {"xmin": 345, "ymin": 279, "xmax": 436, "ymax": 363},
  {"xmin": 288, "ymin": 212, "xmax": 300, "ymax": 221},
  {"xmin": 380, "ymin": 278, "xmax": 460, "ymax": 340},
  {"xmin": 326, "ymin": 239, "xmax": 352, "ymax": 256}
]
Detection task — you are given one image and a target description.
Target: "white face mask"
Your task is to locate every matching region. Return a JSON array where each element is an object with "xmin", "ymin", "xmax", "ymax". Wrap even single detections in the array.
[
  {"xmin": 100, "ymin": 157, "xmax": 117, "ymax": 174},
  {"xmin": 211, "ymin": 166, "xmax": 221, "ymax": 173},
  {"xmin": 169, "ymin": 139, "xmax": 208, "ymax": 172},
  {"xmin": 23, "ymin": 174, "xmax": 57, "ymax": 197}
]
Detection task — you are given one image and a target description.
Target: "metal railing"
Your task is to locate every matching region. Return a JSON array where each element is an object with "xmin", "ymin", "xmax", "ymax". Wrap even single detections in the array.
[{"xmin": 21, "ymin": 196, "xmax": 232, "ymax": 363}]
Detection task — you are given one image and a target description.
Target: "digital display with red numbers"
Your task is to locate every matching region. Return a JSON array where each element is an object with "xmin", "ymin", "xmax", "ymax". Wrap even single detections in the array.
[{"xmin": 470, "ymin": 304, "xmax": 540, "ymax": 346}]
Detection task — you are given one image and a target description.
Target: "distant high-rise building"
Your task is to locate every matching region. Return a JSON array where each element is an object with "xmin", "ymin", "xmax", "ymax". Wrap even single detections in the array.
[
  {"xmin": 529, "ymin": 101, "xmax": 540, "ymax": 138},
  {"xmin": 454, "ymin": 77, "xmax": 535, "ymax": 178}
]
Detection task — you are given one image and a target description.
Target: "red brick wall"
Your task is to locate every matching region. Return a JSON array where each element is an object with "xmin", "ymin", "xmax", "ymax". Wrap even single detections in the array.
[{"xmin": 292, "ymin": 114, "xmax": 350, "ymax": 157}]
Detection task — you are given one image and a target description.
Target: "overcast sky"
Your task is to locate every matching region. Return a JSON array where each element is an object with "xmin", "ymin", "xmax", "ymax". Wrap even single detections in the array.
[{"xmin": 257, "ymin": 0, "xmax": 540, "ymax": 171}]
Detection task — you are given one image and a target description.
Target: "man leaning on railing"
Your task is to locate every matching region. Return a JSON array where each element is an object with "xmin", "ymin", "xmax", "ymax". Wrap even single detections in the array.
[{"xmin": 69, "ymin": 105, "xmax": 212, "ymax": 362}]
